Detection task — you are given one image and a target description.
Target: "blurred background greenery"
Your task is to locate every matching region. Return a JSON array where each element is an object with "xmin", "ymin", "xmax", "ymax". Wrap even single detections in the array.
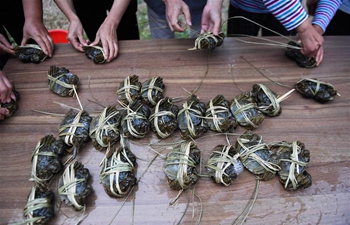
[{"xmin": 43, "ymin": 0, "xmax": 230, "ymax": 40}]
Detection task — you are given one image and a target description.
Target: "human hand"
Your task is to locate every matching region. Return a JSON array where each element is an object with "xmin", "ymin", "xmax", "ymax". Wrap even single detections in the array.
[
  {"xmin": 0, "ymin": 70, "xmax": 15, "ymax": 103},
  {"xmin": 0, "ymin": 33, "xmax": 15, "ymax": 55},
  {"xmin": 22, "ymin": 19, "xmax": 54, "ymax": 57},
  {"xmin": 66, "ymin": 19, "xmax": 89, "ymax": 52},
  {"xmin": 296, "ymin": 20, "xmax": 324, "ymax": 64},
  {"xmin": 0, "ymin": 107, "xmax": 10, "ymax": 120},
  {"xmin": 200, "ymin": 0, "xmax": 223, "ymax": 35},
  {"xmin": 90, "ymin": 20, "xmax": 118, "ymax": 62},
  {"xmin": 163, "ymin": 0, "xmax": 191, "ymax": 33}
]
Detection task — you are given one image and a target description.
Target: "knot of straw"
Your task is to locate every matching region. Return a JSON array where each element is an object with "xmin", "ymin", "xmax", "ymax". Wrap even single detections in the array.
[
  {"xmin": 149, "ymin": 99, "xmax": 176, "ymax": 139},
  {"xmin": 100, "ymin": 147, "xmax": 135, "ymax": 197}
]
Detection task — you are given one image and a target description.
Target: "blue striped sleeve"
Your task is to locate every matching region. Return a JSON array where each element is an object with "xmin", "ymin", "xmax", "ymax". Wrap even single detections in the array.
[{"xmin": 312, "ymin": 0, "xmax": 343, "ymax": 33}]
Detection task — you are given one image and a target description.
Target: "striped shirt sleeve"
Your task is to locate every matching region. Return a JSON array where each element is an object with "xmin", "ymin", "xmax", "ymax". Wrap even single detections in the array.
[
  {"xmin": 263, "ymin": 0, "xmax": 309, "ymax": 31},
  {"xmin": 312, "ymin": 0, "xmax": 343, "ymax": 33},
  {"xmin": 230, "ymin": 0, "xmax": 309, "ymax": 31}
]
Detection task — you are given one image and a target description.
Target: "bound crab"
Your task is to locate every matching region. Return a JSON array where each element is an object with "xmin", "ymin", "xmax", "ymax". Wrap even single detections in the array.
[
  {"xmin": 30, "ymin": 135, "xmax": 66, "ymax": 188},
  {"xmin": 117, "ymin": 75, "xmax": 142, "ymax": 105},
  {"xmin": 58, "ymin": 160, "xmax": 92, "ymax": 211},
  {"xmin": 177, "ymin": 94, "xmax": 208, "ymax": 140},
  {"xmin": 269, "ymin": 141, "xmax": 312, "ymax": 190},
  {"xmin": 140, "ymin": 76, "xmax": 165, "ymax": 107},
  {"xmin": 89, "ymin": 106, "xmax": 122, "ymax": 151},
  {"xmin": 99, "ymin": 137, "xmax": 137, "ymax": 198},
  {"xmin": 23, "ymin": 186, "xmax": 55, "ymax": 225},
  {"xmin": 47, "ymin": 65, "xmax": 79, "ymax": 97},
  {"xmin": 59, "ymin": 109, "xmax": 92, "ymax": 162},
  {"xmin": 149, "ymin": 97, "xmax": 179, "ymax": 139},
  {"xmin": 206, "ymin": 94, "xmax": 238, "ymax": 133},
  {"xmin": 3, "ymin": 26, "xmax": 47, "ymax": 63},
  {"xmin": 119, "ymin": 99, "xmax": 151, "ymax": 139},
  {"xmin": 230, "ymin": 92, "xmax": 265, "ymax": 130},
  {"xmin": 206, "ymin": 144, "xmax": 244, "ymax": 186},
  {"xmin": 83, "ymin": 45, "xmax": 107, "ymax": 64},
  {"xmin": 285, "ymin": 41, "xmax": 317, "ymax": 68},
  {"xmin": 164, "ymin": 141, "xmax": 201, "ymax": 191},
  {"xmin": 189, "ymin": 31, "xmax": 225, "ymax": 50},
  {"xmin": 235, "ymin": 131, "xmax": 280, "ymax": 181},
  {"xmin": 294, "ymin": 78, "xmax": 338, "ymax": 103}
]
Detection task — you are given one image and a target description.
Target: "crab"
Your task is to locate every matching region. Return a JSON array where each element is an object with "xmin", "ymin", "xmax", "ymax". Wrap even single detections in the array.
[
  {"xmin": 58, "ymin": 161, "xmax": 92, "ymax": 210},
  {"xmin": 47, "ymin": 65, "xmax": 79, "ymax": 97},
  {"xmin": 83, "ymin": 45, "xmax": 107, "ymax": 64},
  {"xmin": 189, "ymin": 32, "xmax": 225, "ymax": 50},
  {"xmin": 285, "ymin": 41, "xmax": 317, "ymax": 68}
]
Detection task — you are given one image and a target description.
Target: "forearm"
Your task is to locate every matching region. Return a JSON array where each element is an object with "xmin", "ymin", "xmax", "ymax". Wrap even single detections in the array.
[
  {"xmin": 263, "ymin": 0, "xmax": 309, "ymax": 31},
  {"xmin": 22, "ymin": 0, "xmax": 44, "ymax": 24},
  {"xmin": 104, "ymin": 0, "xmax": 132, "ymax": 28},
  {"xmin": 312, "ymin": 0, "xmax": 342, "ymax": 33},
  {"xmin": 54, "ymin": 0, "xmax": 80, "ymax": 23},
  {"xmin": 206, "ymin": 0, "xmax": 224, "ymax": 9}
]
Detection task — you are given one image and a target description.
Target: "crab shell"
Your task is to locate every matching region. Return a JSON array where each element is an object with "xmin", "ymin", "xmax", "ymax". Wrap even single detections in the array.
[
  {"xmin": 83, "ymin": 45, "xmax": 107, "ymax": 64},
  {"xmin": 15, "ymin": 44, "xmax": 47, "ymax": 63}
]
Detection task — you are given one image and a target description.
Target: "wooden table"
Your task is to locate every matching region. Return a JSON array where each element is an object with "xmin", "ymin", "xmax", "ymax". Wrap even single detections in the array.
[{"xmin": 1, "ymin": 36, "xmax": 349, "ymax": 225}]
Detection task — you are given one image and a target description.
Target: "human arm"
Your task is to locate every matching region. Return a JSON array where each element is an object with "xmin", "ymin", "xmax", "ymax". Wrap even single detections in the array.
[
  {"xmin": 201, "ymin": 0, "xmax": 223, "ymax": 35},
  {"xmin": 312, "ymin": 0, "xmax": 342, "ymax": 33},
  {"xmin": 263, "ymin": 0, "xmax": 323, "ymax": 63},
  {"xmin": 54, "ymin": 0, "xmax": 88, "ymax": 52},
  {"xmin": 21, "ymin": 0, "xmax": 54, "ymax": 57},
  {"xmin": 162, "ymin": 0, "xmax": 191, "ymax": 33},
  {"xmin": 89, "ymin": 0, "xmax": 132, "ymax": 62},
  {"xmin": 0, "ymin": 70, "xmax": 15, "ymax": 104}
]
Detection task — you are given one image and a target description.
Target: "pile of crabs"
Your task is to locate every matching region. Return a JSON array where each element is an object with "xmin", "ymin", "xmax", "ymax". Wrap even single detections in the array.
[{"xmin": 3, "ymin": 41, "xmax": 338, "ymax": 224}]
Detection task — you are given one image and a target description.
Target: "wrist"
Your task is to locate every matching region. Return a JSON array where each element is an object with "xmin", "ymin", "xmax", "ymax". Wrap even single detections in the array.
[{"xmin": 296, "ymin": 19, "xmax": 312, "ymax": 34}]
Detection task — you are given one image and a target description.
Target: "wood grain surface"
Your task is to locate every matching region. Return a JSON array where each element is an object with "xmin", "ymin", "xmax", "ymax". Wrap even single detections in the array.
[{"xmin": 1, "ymin": 36, "xmax": 349, "ymax": 225}]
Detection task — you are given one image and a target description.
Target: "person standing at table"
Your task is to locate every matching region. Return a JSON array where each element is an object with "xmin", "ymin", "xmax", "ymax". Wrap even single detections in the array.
[
  {"xmin": 53, "ymin": 0, "xmax": 139, "ymax": 63},
  {"xmin": 209, "ymin": 0, "xmax": 342, "ymax": 66},
  {"xmin": 0, "ymin": 0, "xmax": 54, "ymax": 120},
  {"xmin": 144, "ymin": 0, "xmax": 207, "ymax": 39}
]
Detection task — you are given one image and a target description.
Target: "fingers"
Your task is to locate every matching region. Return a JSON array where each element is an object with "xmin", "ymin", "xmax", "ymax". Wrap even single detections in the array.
[
  {"xmin": 0, "ymin": 34, "xmax": 15, "ymax": 55},
  {"xmin": 181, "ymin": 3, "xmax": 192, "ymax": 27},
  {"xmin": 21, "ymin": 33, "xmax": 54, "ymax": 57},
  {"xmin": 315, "ymin": 46, "xmax": 324, "ymax": 66},
  {"xmin": 0, "ymin": 107, "xmax": 10, "ymax": 120},
  {"xmin": 0, "ymin": 72, "xmax": 14, "ymax": 103}
]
